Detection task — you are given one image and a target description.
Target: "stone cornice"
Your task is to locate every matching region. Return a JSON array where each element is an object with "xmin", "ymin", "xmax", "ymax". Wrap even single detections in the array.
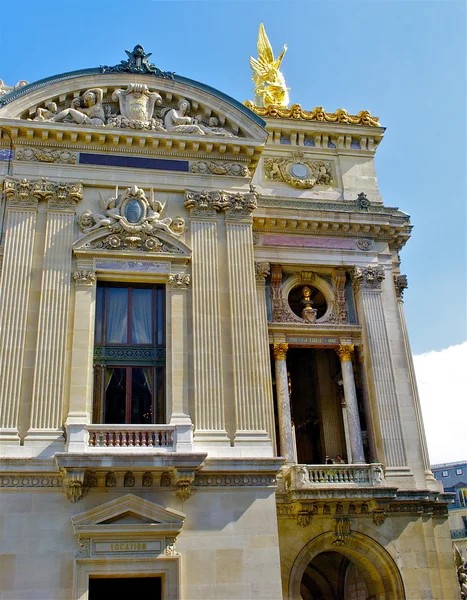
[
  {"xmin": 253, "ymin": 213, "xmax": 412, "ymax": 251},
  {"xmin": 257, "ymin": 195, "xmax": 406, "ymax": 216},
  {"xmin": 0, "ymin": 119, "xmax": 264, "ymax": 172}
]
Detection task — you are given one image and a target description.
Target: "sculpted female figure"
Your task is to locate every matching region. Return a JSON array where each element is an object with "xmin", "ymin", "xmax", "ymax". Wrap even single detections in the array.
[
  {"xmin": 164, "ymin": 99, "xmax": 205, "ymax": 135},
  {"xmin": 53, "ymin": 88, "xmax": 106, "ymax": 126}
]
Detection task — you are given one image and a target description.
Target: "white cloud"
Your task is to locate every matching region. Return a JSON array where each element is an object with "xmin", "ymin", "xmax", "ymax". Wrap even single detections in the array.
[{"xmin": 413, "ymin": 342, "xmax": 467, "ymax": 465}]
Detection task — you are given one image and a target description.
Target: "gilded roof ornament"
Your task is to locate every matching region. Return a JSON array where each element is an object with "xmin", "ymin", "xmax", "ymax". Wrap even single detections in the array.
[
  {"xmin": 101, "ymin": 45, "xmax": 175, "ymax": 79},
  {"xmin": 244, "ymin": 102, "xmax": 381, "ymax": 127},
  {"xmin": 249, "ymin": 24, "xmax": 289, "ymax": 108}
]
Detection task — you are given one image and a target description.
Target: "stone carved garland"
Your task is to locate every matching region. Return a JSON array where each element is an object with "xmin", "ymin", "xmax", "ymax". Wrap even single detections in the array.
[
  {"xmin": 77, "ymin": 185, "xmax": 186, "ymax": 253},
  {"xmin": 16, "ymin": 148, "xmax": 77, "ymax": 164},
  {"xmin": 31, "ymin": 82, "xmax": 239, "ymax": 137},
  {"xmin": 191, "ymin": 161, "xmax": 250, "ymax": 177},
  {"xmin": 265, "ymin": 152, "xmax": 333, "ymax": 189}
]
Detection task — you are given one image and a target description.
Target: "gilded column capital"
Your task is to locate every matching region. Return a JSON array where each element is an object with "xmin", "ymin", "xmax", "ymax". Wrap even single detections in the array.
[
  {"xmin": 393, "ymin": 274, "xmax": 408, "ymax": 300},
  {"xmin": 336, "ymin": 343, "xmax": 354, "ymax": 362},
  {"xmin": 47, "ymin": 182, "xmax": 83, "ymax": 211},
  {"xmin": 351, "ymin": 265, "xmax": 385, "ymax": 292},
  {"xmin": 4, "ymin": 178, "xmax": 39, "ymax": 208},
  {"xmin": 255, "ymin": 261, "xmax": 270, "ymax": 286},
  {"xmin": 223, "ymin": 188, "xmax": 258, "ymax": 222},
  {"xmin": 168, "ymin": 273, "xmax": 191, "ymax": 289},
  {"xmin": 273, "ymin": 343, "xmax": 289, "ymax": 360},
  {"xmin": 73, "ymin": 270, "xmax": 96, "ymax": 286}
]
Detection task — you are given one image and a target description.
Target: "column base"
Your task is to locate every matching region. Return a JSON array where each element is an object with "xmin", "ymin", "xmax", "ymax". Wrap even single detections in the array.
[
  {"xmin": 233, "ymin": 430, "xmax": 274, "ymax": 458},
  {"xmin": 23, "ymin": 429, "xmax": 65, "ymax": 458},
  {"xmin": 0, "ymin": 429, "xmax": 21, "ymax": 445},
  {"xmin": 384, "ymin": 466, "xmax": 415, "ymax": 489}
]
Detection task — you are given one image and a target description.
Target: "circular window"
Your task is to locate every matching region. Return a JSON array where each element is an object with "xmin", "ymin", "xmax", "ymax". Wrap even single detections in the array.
[
  {"xmin": 288, "ymin": 285, "xmax": 327, "ymax": 320},
  {"xmin": 290, "ymin": 163, "xmax": 309, "ymax": 179}
]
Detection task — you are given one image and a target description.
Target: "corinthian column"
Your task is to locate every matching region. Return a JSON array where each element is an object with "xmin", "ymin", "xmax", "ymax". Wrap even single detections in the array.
[
  {"xmin": 335, "ymin": 344, "xmax": 365, "ymax": 464},
  {"xmin": 272, "ymin": 343, "xmax": 294, "ymax": 463},
  {"xmin": 26, "ymin": 184, "xmax": 83, "ymax": 450},
  {"xmin": 224, "ymin": 190, "xmax": 272, "ymax": 453},
  {"xmin": 184, "ymin": 191, "xmax": 229, "ymax": 447},
  {"xmin": 0, "ymin": 179, "xmax": 39, "ymax": 444},
  {"xmin": 351, "ymin": 265, "xmax": 408, "ymax": 473}
]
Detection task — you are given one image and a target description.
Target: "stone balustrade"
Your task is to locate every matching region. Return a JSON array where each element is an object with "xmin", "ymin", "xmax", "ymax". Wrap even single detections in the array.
[
  {"xmin": 286, "ymin": 463, "xmax": 385, "ymax": 490},
  {"xmin": 86, "ymin": 425, "xmax": 175, "ymax": 451}
]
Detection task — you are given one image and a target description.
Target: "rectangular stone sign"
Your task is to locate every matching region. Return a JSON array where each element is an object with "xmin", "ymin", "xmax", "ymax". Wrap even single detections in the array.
[{"xmin": 94, "ymin": 540, "xmax": 162, "ymax": 553}]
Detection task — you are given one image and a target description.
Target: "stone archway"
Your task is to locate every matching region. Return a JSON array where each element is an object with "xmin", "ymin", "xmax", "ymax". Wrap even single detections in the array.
[{"xmin": 288, "ymin": 530, "xmax": 405, "ymax": 600}]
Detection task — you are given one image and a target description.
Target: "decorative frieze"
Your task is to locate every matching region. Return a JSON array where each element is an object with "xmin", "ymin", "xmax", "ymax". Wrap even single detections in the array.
[
  {"xmin": 191, "ymin": 160, "xmax": 250, "ymax": 177},
  {"xmin": 195, "ymin": 474, "xmax": 276, "ymax": 487},
  {"xmin": 264, "ymin": 152, "xmax": 333, "ymax": 189},
  {"xmin": 16, "ymin": 147, "xmax": 77, "ymax": 164},
  {"xmin": 0, "ymin": 475, "xmax": 62, "ymax": 487},
  {"xmin": 351, "ymin": 265, "xmax": 385, "ymax": 291}
]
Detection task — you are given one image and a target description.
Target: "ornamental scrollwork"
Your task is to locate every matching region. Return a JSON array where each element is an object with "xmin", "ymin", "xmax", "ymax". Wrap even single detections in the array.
[
  {"xmin": 356, "ymin": 238, "xmax": 373, "ymax": 251},
  {"xmin": 191, "ymin": 161, "xmax": 250, "ymax": 177},
  {"xmin": 265, "ymin": 152, "xmax": 333, "ymax": 189},
  {"xmin": 77, "ymin": 185, "xmax": 185, "ymax": 253},
  {"xmin": 168, "ymin": 273, "xmax": 191, "ymax": 288},
  {"xmin": 184, "ymin": 189, "xmax": 257, "ymax": 219},
  {"xmin": 165, "ymin": 537, "xmax": 180, "ymax": 557},
  {"xmin": 73, "ymin": 270, "xmax": 96, "ymax": 285},
  {"xmin": 255, "ymin": 261, "xmax": 270, "ymax": 285},
  {"xmin": 332, "ymin": 518, "xmax": 351, "ymax": 546},
  {"xmin": 16, "ymin": 148, "xmax": 77, "ymax": 164},
  {"xmin": 76, "ymin": 536, "xmax": 91, "ymax": 558},
  {"xmin": 351, "ymin": 265, "xmax": 385, "ymax": 291},
  {"xmin": 328, "ymin": 269, "xmax": 348, "ymax": 324},
  {"xmin": 356, "ymin": 192, "xmax": 371, "ymax": 211},
  {"xmin": 174, "ymin": 479, "xmax": 195, "ymax": 502},
  {"xmin": 244, "ymin": 102, "xmax": 380, "ymax": 127},
  {"xmin": 4, "ymin": 177, "xmax": 82, "ymax": 208},
  {"xmin": 394, "ymin": 274, "xmax": 408, "ymax": 299}
]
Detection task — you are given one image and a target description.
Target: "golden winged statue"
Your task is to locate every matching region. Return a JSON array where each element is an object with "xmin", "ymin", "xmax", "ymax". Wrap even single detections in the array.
[{"xmin": 249, "ymin": 23, "xmax": 290, "ymax": 108}]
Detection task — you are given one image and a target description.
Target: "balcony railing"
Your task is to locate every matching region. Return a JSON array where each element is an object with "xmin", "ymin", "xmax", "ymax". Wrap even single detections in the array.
[
  {"xmin": 86, "ymin": 425, "xmax": 175, "ymax": 451},
  {"xmin": 285, "ymin": 463, "xmax": 385, "ymax": 490},
  {"xmin": 451, "ymin": 528, "xmax": 467, "ymax": 540}
]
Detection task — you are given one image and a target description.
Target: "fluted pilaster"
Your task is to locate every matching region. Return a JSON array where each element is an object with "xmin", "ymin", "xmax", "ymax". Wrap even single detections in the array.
[
  {"xmin": 0, "ymin": 195, "xmax": 38, "ymax": 442},
  {"xmin": 26, "ymin": 204, "xmax": 76, "ymax": 442},
  {"xmin": 185, "ymin": 191, "xmax": 228, "ymax": 444},
  {"xmin": 225, "ymin": 193, "xmax": 271, "ymax": 449}
]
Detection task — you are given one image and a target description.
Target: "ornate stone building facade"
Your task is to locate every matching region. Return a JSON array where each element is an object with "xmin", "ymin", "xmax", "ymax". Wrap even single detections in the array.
[{"xmin": 0, "ymin": 44, "xmax": 458, "ymax": 599}]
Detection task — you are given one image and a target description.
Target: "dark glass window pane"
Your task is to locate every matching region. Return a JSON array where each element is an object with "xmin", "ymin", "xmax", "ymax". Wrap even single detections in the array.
[
  {"xmin": 131, "ymin": 288, "xmax": 153, "ymax": 344},
  {"xmin": 131, "ymin": 367, "xmax": 153, "ymax": 424},
  {"xmin": 95, "ymin": 287, "xmax": 103, "ymax": 343},
  {"xmin": 157, "ymin": 287, "xmax": 165, "ymax": 345},
  {"xmin": 155, "ymin": 366, "xmax": 165, "ymax": 424},
  {"xmin": 104, "ymin": 367, "xmax": 126, "ymax": 424},
  {"xmin": 106, "ymin": 288, "xmax": 128, "ymax": 343}
]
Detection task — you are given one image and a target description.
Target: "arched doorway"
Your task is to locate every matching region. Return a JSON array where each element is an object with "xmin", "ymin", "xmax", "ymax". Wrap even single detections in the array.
[{"xmin": 289, "ymin": 531, "xmax": 405, "ymax": 600}]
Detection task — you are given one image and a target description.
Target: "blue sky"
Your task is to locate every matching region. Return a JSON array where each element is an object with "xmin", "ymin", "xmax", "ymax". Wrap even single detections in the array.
[{"xmin": 0, "ymin": 0, "xmax": 465, "ymax": 354}]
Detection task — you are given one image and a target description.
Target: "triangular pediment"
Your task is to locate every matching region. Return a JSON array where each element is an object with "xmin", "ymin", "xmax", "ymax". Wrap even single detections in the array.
[{"xmin": 72, "ymin": 493, "xmax": 185, "ymax": 537}]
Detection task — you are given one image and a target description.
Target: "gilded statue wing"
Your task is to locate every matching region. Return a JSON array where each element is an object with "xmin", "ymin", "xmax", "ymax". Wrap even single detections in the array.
[
  {"xmin": 257, "ymin": 23, "xmax": 274, "ymax": 66},
  {"xmin": 249, "ymin": 56, "xmax": 271, "ymax": 84}
]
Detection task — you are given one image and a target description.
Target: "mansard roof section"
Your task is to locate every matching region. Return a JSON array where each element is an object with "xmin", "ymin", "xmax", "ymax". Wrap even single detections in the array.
[{"xmin": 0, "ymin": 65, "xmax": 267, "ymax": 142}]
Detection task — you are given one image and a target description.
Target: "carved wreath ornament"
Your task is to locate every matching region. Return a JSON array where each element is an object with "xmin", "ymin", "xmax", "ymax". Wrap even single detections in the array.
[
  {"xmin": 264, "ymin": 152, "xmax": 333, "ymax": 189},
  {"xmin": 77, "ymin": 185, "xmax": 185, "ymax": 252}
]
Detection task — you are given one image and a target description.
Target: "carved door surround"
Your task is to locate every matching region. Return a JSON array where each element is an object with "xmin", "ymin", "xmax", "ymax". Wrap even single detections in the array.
[{"xmin": 71, "ymin": 493, "xmax": 184, "ymax": 600}]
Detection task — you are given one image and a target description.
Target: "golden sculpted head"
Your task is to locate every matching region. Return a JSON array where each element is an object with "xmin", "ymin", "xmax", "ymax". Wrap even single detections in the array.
[{"xmin": 249, "ymin": 23, "xmax": 289, "ymax": 108}]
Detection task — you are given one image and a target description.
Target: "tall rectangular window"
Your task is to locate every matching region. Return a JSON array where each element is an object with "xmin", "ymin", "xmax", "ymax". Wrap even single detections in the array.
[{"xmin": 93, "ymin": 283, "xmax": 165, "ymax": 424}]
